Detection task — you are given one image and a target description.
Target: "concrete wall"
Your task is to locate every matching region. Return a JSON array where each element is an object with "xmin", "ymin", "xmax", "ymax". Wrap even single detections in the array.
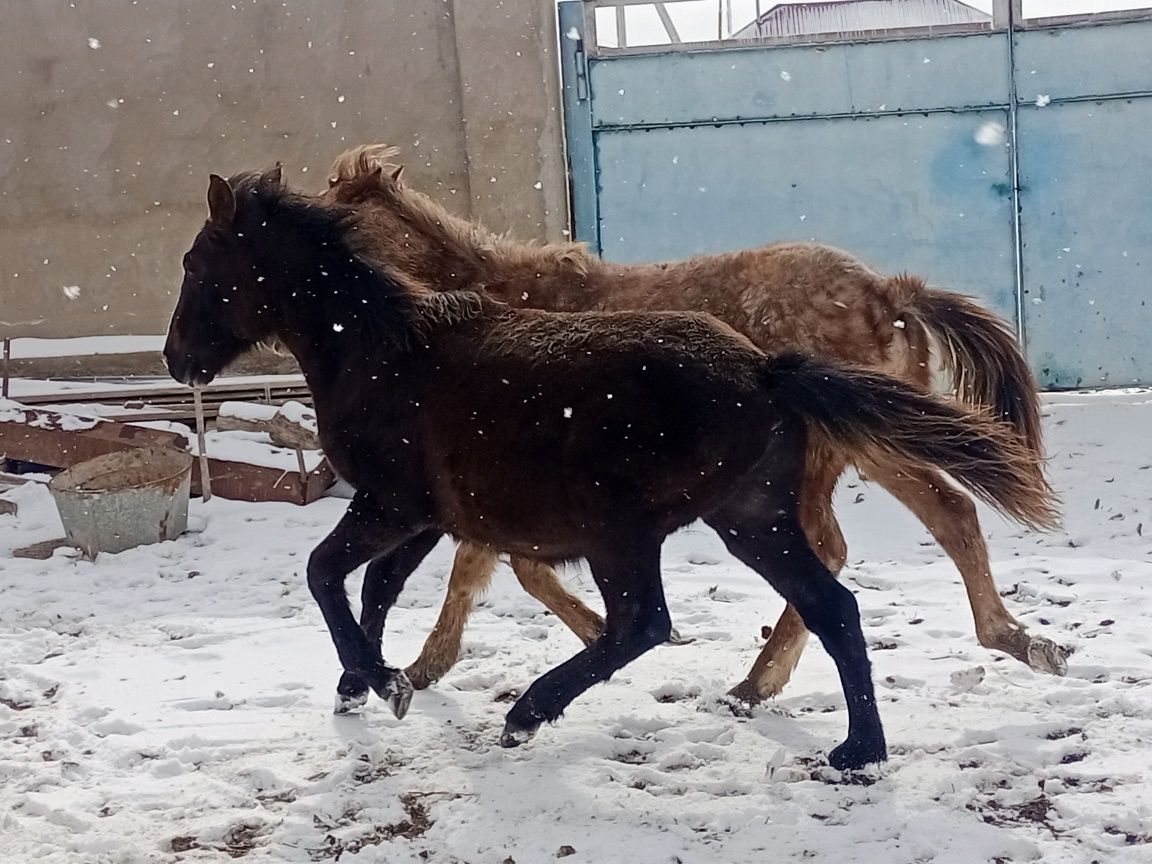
[{"xmin": 0, "ymin": 0, "xmax": 567, "ymax": 340}]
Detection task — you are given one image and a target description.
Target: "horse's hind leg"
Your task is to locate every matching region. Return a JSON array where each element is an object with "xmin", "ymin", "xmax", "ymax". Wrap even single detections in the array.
[
  {"xmin": 709, "ymin": 502, "xmax": 886, "ymax": 771},
  {"xmin": 510, "ymin": 556, "xmax": 605, "ymax": 646},
  {"xmin": 309, "ymin": 492, "xmax": 421, "ymax": 718},
  {"xmin": 404, "ymin": 542, "xmax": 499, "ymax": 690},
  {"xmin": 336, "ymin": 529, "xmax": 443, "ymax": 711},
  {"xmin": 501, "ymin": 539, "xmax": 670, "ymax": 746},
  {"xmin": 871, "ymin": 463, "xmax": 1068, "ymax": 675},
  {"xmin": 511, "ymin": 558, "xmax": 691, "ymax": 649},
  {"xmin": 728, "ymin": 449, "xmax": 847, "ymax": 704}
]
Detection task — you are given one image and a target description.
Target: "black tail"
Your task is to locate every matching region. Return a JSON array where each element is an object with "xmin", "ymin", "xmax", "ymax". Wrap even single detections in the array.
[
  {"xmin": 763, "ymin": 354, "xmax": 1060, "ymax": 531},
  {"xmin": 902, "ymin": 282, "xmax": 1044, "ymax": 459}
]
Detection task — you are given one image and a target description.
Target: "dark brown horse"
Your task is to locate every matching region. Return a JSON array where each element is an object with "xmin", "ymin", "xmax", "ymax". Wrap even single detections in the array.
[
  {"xmin": 164, "ymin": 169, "xmax": 1056, "ymax": 770},
  {"xmin": 321, "ymin": 146, "xmax": 1065, "ymax": 701}
]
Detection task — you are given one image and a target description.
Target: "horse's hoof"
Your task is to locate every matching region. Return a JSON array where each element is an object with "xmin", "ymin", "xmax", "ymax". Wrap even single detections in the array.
[
  {"xmin": 499, "ymin": 720, "xmax": 538, "ymax": 748},
  {"xmin": 335, "ymin": 671, "xmax": 370, "ymax": 714},
  {"xmin": 368, "ymin": 668, "xmax": 413, "ymax": 720},
  {"xmin": 725, "ymin": 679, "xmax": 765, "ymax": 706},
  {"xmin": 1026, "ymin": 636, "xmax": 1069, "ymax": 676},
  {"xmin": 715, "ymin": 693, "xmax": 755, "ymax": 718},
  {"xmin": 334, "ymin": 690, "xmax": 369, "ymax": 715},
  {"xmin": 666, "ymin": 627, "xmax": 695, "ymax": 646},
  {"xmin": 383, "ymin": 671, "xmax": 414, "ymax": 720},
  {"xmin": 828, "ymin": 736, "xmax": 887, "ymax": 772}
]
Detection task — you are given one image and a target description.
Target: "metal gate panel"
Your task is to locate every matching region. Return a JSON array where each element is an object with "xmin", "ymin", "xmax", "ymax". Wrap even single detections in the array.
[
  {"xmin": 559, "ymin": 3, "xmax": 1152, "ymax": 388},
  {"xmin": 1013, "ymin": 18, "xmax": 1152, "ymax": 101},
  {"xmin": 590, "ymin": 32, "xmax": 1009, "ymax": 127},
  {"xmin": 595, "ymin": 110, "xmax": 1017, "ymax": 318},
  {"xmin": 1017, "ymin": 97, "xmax": 1152, "ymax": 389},
  {"xmin": 1014, "ymin": 19, "xmax": 1152, "ymax": 389}
]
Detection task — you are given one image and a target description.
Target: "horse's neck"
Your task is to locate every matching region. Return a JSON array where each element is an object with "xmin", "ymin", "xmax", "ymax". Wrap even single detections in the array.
[
  {"xmin": 434, "ymin": 233, "xmax": 632, "ymax": 312},
  {"xmin": 488, "ymin": 254, "xmax": 684, "ymax": 313},
  {"xmin": 398, "ymin": 201, "xmax": 687, "ymax": 312},
  {"xmin": 401, "ymin": 235, "xmax": 486, "ymax": 293},
  {"xmin": 267, "ymin": 267, "xmax": 409, "ymax": 390}
]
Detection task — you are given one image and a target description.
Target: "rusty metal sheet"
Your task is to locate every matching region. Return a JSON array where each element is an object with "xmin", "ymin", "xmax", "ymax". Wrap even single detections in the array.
[
  {"xmin": 0, "ymin": 405, "xmax": 188, "ymax": 469},
  {"xmin": 189, "ymin": 457, "xmax": 334, "ymax": 506},
  {"xmin": 1, "ymin": 402, "xmax": 333, "ymax": 505}
]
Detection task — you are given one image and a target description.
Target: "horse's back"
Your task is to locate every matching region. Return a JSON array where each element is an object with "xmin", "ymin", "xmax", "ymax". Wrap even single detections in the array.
[
  {"xmin": 615, "ymin": 242, "xmax": 930, "ymax": 381},
  {"xmin": 414, "ymin": 307, "xmax": 791, "ymax": 551}
]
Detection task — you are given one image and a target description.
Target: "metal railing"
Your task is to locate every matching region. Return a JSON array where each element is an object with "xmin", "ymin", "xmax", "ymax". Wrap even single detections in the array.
[{"xmin": 582, "ymin": 0, "xmax": 1152, "ymax": 55}]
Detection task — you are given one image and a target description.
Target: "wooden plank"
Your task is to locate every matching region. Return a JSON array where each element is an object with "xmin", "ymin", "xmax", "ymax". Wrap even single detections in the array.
[
  {"xmin": 20, "ymin": 377, "xmax": 308, "ymax": 407},
  {"xmin": 14, "ymin": 538, "xmax": 71, "ymax": 560},
  {"xmin": 215, "ymin": 410, "xmax": 321, "ymax": 450},
  {"xmin": 81, "ymin": 408, "xmax": 189, "ymax": 424},
  {"xmin": 17, "ymin": 378, "xmax": 313, "ymax": 425},
  {"xmin": 2, "ymin": 338, "xmax": 10, "ymax": 399},
  {"xmin": 193, "ymin": 387, "xmax": 212, "ymax": 502}
]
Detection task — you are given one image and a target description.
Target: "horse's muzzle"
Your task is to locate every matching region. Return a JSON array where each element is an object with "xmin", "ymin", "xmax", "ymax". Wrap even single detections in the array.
[{"xmin": 163, "ymin": 348, "xmax": 214, "ymax": 388}]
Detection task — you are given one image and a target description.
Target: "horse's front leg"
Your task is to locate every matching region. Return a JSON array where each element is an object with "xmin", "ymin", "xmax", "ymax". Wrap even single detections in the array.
[
  {"xmin": 336, "ymin": 529, "xmax": 444, "ymax": 712},
  {"xmin": 308, "ymin": 491, "xmax": 423, "ymax": 718}
]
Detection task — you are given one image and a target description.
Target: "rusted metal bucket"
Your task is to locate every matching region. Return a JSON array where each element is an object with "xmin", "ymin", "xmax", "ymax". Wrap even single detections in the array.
[{"xmin": 48, "ymin": 446, "xmax": 193, "ymax": 558}]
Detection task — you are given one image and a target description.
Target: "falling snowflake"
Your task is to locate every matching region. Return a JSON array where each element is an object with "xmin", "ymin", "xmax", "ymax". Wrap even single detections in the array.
[
  {"xmin": 88, "ymin": 37, "xmax": 101, "ymax": 50},
  {"xmin": 974, "ymin": 122, "xmax": 1006, "ymax": 147},
  {"xmin": 563, "ymin": 407, "xmax": 573, "ymax": 419},
  {"xmin": 332, "ymin": 323, "xmax": 345, "ymax": 333},
  {"xmin": 62, "ymin": 285, "xmax": 81, "ymax": 300}
]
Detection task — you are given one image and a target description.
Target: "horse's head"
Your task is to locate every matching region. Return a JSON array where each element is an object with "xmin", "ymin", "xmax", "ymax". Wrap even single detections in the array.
[{"xmin": 164, "ymin": 170, "xmax": 282, "ymax": 386}]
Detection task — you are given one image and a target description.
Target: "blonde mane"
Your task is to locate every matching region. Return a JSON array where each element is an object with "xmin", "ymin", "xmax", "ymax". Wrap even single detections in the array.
[{"xmin": 326, "ymin": 143, "xmax": 590, "ymax": 276}]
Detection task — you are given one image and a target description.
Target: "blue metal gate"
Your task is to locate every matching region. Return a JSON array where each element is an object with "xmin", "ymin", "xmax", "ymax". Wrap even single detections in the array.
[{"xmin": 559, "ymin": 2, "xmax": 1152, "ymax": 389}]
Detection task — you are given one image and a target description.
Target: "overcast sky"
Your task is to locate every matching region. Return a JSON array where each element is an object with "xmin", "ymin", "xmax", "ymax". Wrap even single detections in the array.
[{"xmin": 580, "ymin": 0, "xmax": 1151, "ymax": 47}]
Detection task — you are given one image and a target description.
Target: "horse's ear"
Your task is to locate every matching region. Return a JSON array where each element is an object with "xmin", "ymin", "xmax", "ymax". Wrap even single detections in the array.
[
  {"xmin": 207, "ymin": 174, "xmax": 235, "ymax": 226},
  {"xmin": 266, "ymin": 162, "xmax": 283, "ymax": 186},
  {"xmin": 389, "ymin": 165, "xmax": 404, "ymax": 184}
]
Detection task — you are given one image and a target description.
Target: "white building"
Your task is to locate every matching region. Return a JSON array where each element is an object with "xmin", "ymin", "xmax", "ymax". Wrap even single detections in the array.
[{"xmin": 733, "ymin": 0, "xmax": 992, "ymax": 40}]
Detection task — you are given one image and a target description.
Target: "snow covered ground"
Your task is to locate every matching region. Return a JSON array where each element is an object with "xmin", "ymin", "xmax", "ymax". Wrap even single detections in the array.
[
  {"xmin": 6, "ymin": 336, "xmax": 166, "ymax": 359},
  {"xmin": 1, "ymin": 390, "xmax": 1150, "ymax": 863}
]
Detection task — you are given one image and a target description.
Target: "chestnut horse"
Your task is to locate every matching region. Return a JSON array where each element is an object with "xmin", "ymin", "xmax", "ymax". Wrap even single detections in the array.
[
  {"xmin": 321, "ymin": 146, "xmax": 1064, "ymax": 702},
  {"xmin": 164, "ymin": 169, "xmax": 1056, "ymax": 768}
]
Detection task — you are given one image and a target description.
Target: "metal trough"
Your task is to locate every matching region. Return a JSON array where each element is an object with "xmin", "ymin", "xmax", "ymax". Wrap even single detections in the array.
[{"xmin": 48, "ymin": 447, "xmax": 193, "ymax": 558}]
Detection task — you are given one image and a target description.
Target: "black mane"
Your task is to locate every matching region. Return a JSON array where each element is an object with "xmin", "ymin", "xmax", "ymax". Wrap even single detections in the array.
[{"xmin": 229, "ymin": 169, "xmax": 420, "ymax": 349}]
